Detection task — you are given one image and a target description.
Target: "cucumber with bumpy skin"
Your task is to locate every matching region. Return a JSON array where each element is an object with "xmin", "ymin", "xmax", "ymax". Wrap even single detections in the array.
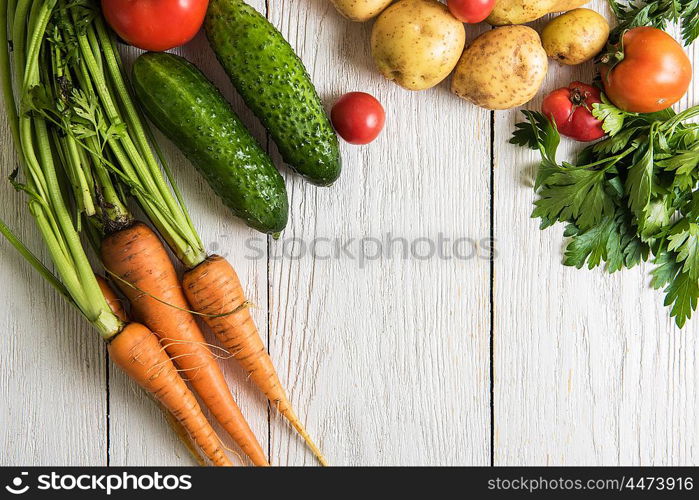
[
  {"xmin": 205, "ymin": 0, "xmax": 342, "ymax": 186},
  {"xmin": 131, "ymin": 52, "xmax": 288, "ymax": 234}
]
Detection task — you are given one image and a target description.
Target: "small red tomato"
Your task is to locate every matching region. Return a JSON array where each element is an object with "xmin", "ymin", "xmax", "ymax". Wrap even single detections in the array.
[
  {"xmin": 447, "ymin": 0, "xmax": 496, "ymax": 23},
  {"xmin": 541, "ymin": 82, "xmax": 605, "ymax": 142},
  {"xmin": 331, "ymin": 92, "xmax": 385, "ymax": 145},
  {"xmin": 101, "ymin": 0, "xmax": 208, "ymax": 52}
]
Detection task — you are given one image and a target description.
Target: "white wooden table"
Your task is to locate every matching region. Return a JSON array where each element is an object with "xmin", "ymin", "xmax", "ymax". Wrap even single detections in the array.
[{"xmin": 1, "ymin": 0, "xmax": 698, "ymax": 466}]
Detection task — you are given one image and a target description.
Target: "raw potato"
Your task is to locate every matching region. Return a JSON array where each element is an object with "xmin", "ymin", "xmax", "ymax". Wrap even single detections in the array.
[
  {"xmin": 331, "ymin": 0, "xmax": 393, "ymax": 21},
  {"xmin": 371, "ymin": 0, "xmax": 465, "ymax": 91},
  {"xmin": 451, "ymin": 26, "xmax": 548, "ymax": 110},
  {"xmin": 487, "ymin": 0, "xmax": 590, "ymax": 25},
  {"xmin": 542, "ymin": 9, "xmax": 610, "ymax": 65}
]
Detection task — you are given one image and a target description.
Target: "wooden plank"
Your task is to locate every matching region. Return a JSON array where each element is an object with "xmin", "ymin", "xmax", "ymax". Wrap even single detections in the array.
[
  {"xmin": 107, "ymin": 8, "xmax": 272, "ymax": 465},
  {"xmin": 493, "ymin": 4, "xmax": 699, "ymax": 465},
  {"xmin": 267, "ymin": 0, "xmax": 492, "ymax": 465},
  {"xmin": 0, "ymin": 75, "xmax": 107, "ymax": 465},
  {"xmin": 3, "ymin": 0, "xmax": 699, "ymax": 467}
]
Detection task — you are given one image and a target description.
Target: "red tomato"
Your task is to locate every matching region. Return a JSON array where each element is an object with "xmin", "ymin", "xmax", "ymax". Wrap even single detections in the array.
[
  {"xmin": 447, "ymin": 0, "xmax": 495, "ymax": 23},
  {"xmin": 600, "ymin": 27, "xmax": 692, "ymax": 113},
  {"xmin": 331, "ymin": 92, "xmax": 385, "ymax": 145},
  {"xmin": 101, "ymin": 0, "xmax": 208, "ymax": 52},
  {"xmin": 541, "ymin": 82, "xmax": 605, "ymax": 142}
]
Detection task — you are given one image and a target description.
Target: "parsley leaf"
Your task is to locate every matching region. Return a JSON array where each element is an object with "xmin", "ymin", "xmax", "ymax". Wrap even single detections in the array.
[
  {"xmin": 667, "ymin": 219, "xmax": 699, "ymax": 279},
  {"xmin": 533, "ymin": 167, "xmax": 616, "ymax": 230},
  {"xmin": 652, "ymin": 221, "xmax": 699, "ymax": 328},
  {"xmin": 662, "ymin": 267, "xmax": 699, "ymax": 327},
  {"xmin": 593, "ymin": 127, "xmax": 640, "ymax": 155},
  {"xmin": 510, "ymin": 111, "xmax": 559, "ymax": 162},
  {"xmin": 657, "ymin": 150, "xmax": 699, "ymax": 174},
  {"xmin": 651, "ymin": 250, "xmax": 680, "ymax": 289},
  {"xmin": 625, "ymin": 137, "xmax": 656, "ymax": 232},
  {"xmin": 680, "ymin": 0, "xmax": 699, "ymax": 44},
  {"xmin": 509, "ymin": 111, "xmax": 562, "ymax": 190},
  {"xmin": 563, "ymin": 211, "xmax": 649, "ymax": 272},
  {"xmin": 608, "ymin": 0, "xmax": 699, "ymax": 45},
  {"xmin": 593, "ymin": 98, "xmax": 629, "ymax": 136}
]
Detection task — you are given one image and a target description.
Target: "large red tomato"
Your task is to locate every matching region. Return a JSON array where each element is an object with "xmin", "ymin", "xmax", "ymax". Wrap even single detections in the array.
[
  {"xmin": 600, "ymin": 27, "xmax": 692, "ymax": 113},
  {"xmin": 101, "ymin": 0, "xmax": 209, "ymax": 52}
]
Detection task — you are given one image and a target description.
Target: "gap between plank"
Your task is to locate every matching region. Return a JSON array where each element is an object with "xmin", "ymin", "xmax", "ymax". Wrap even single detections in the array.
[
  {"xmin": 264, "ymin": 0, "xmax": 273, "ymax": 466},
  {"xmin": 105, "ymin": 344, "xmax": 111, "ymax": 466},
  {"xmin": 489, "ymin": 109, "xmax": 495, "ymax": 467}
]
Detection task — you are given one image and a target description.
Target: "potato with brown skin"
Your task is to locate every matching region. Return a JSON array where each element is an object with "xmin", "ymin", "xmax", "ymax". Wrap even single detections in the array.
[
  {"xmin": 371, "ymin": 0, "xmax": 465, "ymax": 91},
  {"xmin": 331, "ymin": 0, "xmax": 393, "ymax": 21},
  {"xmin": 542, "ymin": 9, "xmax": 610, "ymax": 65},
  {"xmin": 451, "ymin": 26, "xmax": 548, "ymax": 110},
  {"xmin": 487, "ymin": 0, "xmax": 590, "ymax": 26}
]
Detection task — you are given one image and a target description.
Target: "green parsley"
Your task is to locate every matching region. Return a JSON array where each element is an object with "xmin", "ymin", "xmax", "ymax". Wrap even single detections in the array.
[
  {"xmin": 608, "ymin": 0, "xmax": 699, "ymax": 45},
  {"xmin": 512, "ymin": 101, "xmax": 699, "ymax": 327}
]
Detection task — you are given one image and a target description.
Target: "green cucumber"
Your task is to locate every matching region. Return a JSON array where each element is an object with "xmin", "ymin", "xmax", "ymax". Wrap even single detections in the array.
[
  {"xmin": 205, "ymin": 0, "xmax": 341, "ymax": 186},
  {"xmin": 131, "ymin": 52, "xmax": 288, "ymax": 234}
]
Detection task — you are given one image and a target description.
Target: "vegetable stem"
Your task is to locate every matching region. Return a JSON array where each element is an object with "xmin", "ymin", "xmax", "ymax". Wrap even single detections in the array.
[{"xmin": 1, "ymin": 0, "xmax": 123, "ymax": 339}]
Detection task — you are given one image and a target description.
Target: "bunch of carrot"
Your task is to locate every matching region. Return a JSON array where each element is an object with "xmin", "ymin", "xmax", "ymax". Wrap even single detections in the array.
[{"xmin": 1, "ymin": 0, "xmax": 324, "ymax": 466}]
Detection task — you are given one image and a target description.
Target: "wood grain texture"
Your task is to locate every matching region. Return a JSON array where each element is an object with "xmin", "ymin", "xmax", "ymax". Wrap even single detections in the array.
[
  {"xmin": 0, "ymin": 57, "xmax": 107, "ymax": 466},
  {"xmin": 1, "ymin": 0, "xmax": 698, "ymax": 467},
  {"xmin": 267, "ymin": 0, "xmax": 491, "ymax": 466},
  {"xmin": 493, "ymin": 2, "xmax": 699, "ymax": 466},
  {"xmin": 108, "ymin": 0, "xmax": 271, "ymax": 466}
]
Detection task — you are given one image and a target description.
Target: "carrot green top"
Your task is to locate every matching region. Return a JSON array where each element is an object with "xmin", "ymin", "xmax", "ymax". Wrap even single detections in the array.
[
  {"xmin": 0, "ymin": 0, "xmax": 123, "ymax": 338},
  {"xmin": 0, "ymin": 0, "xmax": 207, "ymax": 338}
]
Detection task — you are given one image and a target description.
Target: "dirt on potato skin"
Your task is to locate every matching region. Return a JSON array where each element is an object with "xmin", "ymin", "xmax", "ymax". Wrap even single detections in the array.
[
  {"xmin": 371, "ymin": 0, "xmax": 465, "ymax": 91},
  {"xmin": 451, "ymin": 26, "xmax": 548, "ymax": 110},
  {"xmin": 541, "ymin": 8, "xmax": 610, "ymax": 66}
]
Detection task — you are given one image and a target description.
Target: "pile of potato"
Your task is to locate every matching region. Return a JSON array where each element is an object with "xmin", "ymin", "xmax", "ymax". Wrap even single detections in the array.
[{"xmin": 330, "ymin": 0, "xmax": 610, "ymax": 110}]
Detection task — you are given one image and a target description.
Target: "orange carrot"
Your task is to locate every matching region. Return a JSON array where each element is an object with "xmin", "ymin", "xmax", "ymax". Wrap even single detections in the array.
[
  {"xmin": 97, "ymin": 276, "xmax": 128, "ymax": 322},
  {"xmin": 182, "ymin": 254, "xmax": 327, "ymax": 465},
  {"xmin": 109, "ymin": 322, "xmax": 232, "ymax": 466},
  {"xmin": 98, "ymin": 276, "xmax": 208, "ymax": 466},
  {"xmin": 101, "ymin": 222, "xmax": 268, "ymax": 466},
  {"xmin": 162, "ymin": 406, "xmax": 207, "ymax": 466}
]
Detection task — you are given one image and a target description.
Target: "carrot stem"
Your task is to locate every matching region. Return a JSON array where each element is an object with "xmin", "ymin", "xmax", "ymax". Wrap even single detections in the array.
[
  {"xmin": 0, "ymin": 216, "xmax": 72, "ymax": 303},
  {"xmin": 95, "ymin": 18, "xmax": 202, "ymax": 252},
  {"xmin": 1, "ymin": 0, "xmax": 122, "ymax": 338}
]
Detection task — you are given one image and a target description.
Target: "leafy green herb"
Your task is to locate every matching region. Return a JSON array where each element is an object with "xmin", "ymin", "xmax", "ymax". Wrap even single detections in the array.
[
  {"xmin": 608, "ymin": 0, "xmax": 699, "ymax": 45},
  {"xmin": 659, "ymin": 263, "xmax": 699, "ymax": 328},
  {"xmin": 592, "ymin": 97, "xmax": 629, "ymax": 136},
  {"xmin": 532, "ymin": 167, "xmax": 616, "ymax": 230},
  {"xmin": 625, "ymin": 133, "xmax": 656, "ymax": 232},
  {"xmin": 514, "ymin": 101, "xmax": 699, "ymax": 327},
  {"xmin": 563, "ymin": 211, "xmax": 649, "ymax": 272},
  {"xmin": 510, "ymin": 110, "xmax": 560, "ymax": 190},
  {"xmin": 70, "ymin": 89, "xmax": 126, "ymax": 148}
]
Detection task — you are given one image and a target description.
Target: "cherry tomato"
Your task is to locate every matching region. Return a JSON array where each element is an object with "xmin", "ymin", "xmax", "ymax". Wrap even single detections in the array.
[
  {"xmin": 541, "ymin": 82, "xmax": 605, "ymax": 142},
  {"xmin": 101, "ymin": 0, "xmax": 208, "ymax": 52},
  {"xmin": 331, "ymin": 92, "xmax": 385, "ymax": 145},
  {"xmin": 600, "ymin": 27, "xmax": 692, "ymax": 113},
  {"xmin": 447, "ymin": 0, "xmax": 496, "ymax": 23}
]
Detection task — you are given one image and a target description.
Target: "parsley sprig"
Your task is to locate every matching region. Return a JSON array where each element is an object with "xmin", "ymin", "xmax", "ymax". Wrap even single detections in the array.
[
  {"xmin": 512, "ymin": 102, "xmax": 699, "ymax": 327},
  {"xmin": 608, "ymin": 0, "xmax": 699, "ymax": 45}
]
